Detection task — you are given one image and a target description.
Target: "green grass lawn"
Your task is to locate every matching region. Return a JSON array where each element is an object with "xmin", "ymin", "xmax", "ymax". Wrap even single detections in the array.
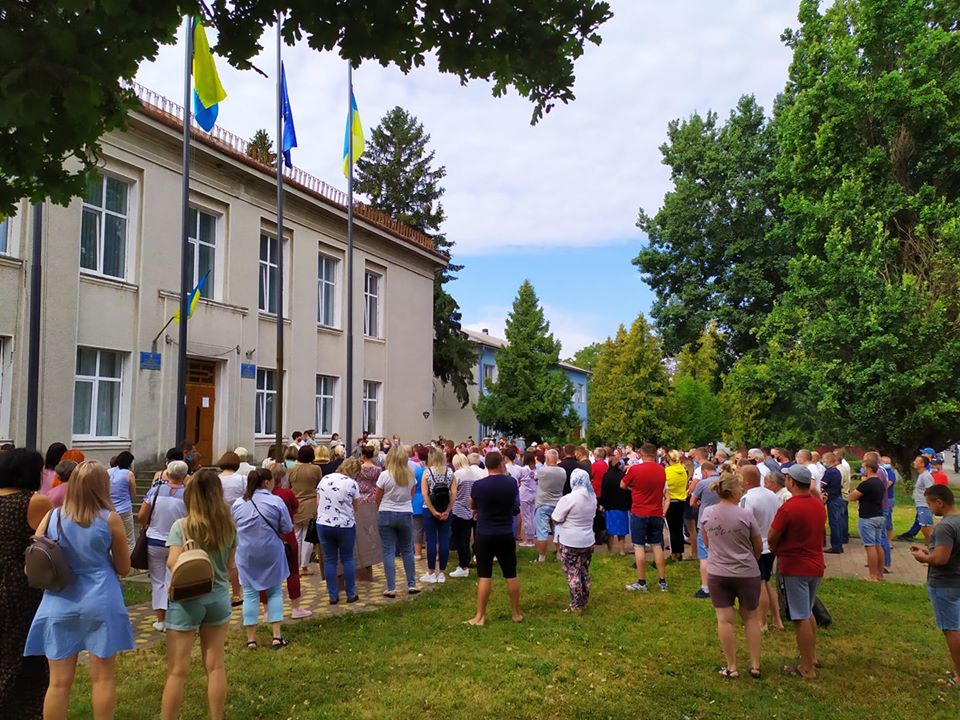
[
  {"xmin": 69, "ymin": 549, "xmax": 955, "ymax": 720},
  {"xmin": 121, "ymin": 579, "xmax": 152, "ymax": 607}
]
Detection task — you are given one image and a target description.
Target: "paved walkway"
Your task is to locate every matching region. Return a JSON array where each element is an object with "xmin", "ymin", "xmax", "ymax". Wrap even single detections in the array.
[
  {"xmin": 126, "ymin": 558, "xmax": 438, "ymax": 652},
  {"xmin": 822, "ymin": 538, "xmax": 926, "ymax": 585}
]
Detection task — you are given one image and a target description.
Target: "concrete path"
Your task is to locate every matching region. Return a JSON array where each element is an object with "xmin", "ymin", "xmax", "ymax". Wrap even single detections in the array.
[{"xmin": 822, "ymin": 538, "xmax": 926, "ymax": 585}]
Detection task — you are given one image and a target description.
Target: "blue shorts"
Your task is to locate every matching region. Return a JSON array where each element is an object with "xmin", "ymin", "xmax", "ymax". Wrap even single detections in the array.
[
  {"xmin": 782, "ymin": 575, "xmax": 821, "ymax": 621},
  {"xmin": 916, "ymin": 506, "xmax": 934, "ymax": 527},
  {"xmin": 927, "ymin": 586, "xmax": 960, "ymax": 631},
  {"xmin": 696, "ymin": 529, "xmax": 709, "ymax": 560},
  {"xmin": 605, "ymin": 509, "xmax": 629, "ymax": 537},
  {"xmin": 858, "ymin": 516, "xmax": 886, "ymax": 546},
  {"xmin": 535, "ymin": 505, "xmax": 555, "ymax": 541},
  {"xmin": 630, "ymin": 514, "xmax": 664, "ymax": 547},
  {"xmin": 165, "ymin": 588, "xmax": 232, "ymax": 632}
]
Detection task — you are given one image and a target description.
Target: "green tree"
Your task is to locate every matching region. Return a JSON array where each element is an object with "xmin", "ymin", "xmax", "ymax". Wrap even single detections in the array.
[
  {"xmin": 669, "ymin": 376, "xmax": 724, "ymax": 449},
  {"xmin": 474, "ymin": 281, "xmax": 576, "ymax": 441},
  {"xmin": 586, "ymin": 315, "xmax": 672, "ymax": 446},
  {"xmin": 355, "ymin": 106, "xmax": 475, "ymax": 405},
  {"xmin": 674, "ymin": 323, "xmax": 722, "ymax": 392},
  {"xmin": 0, "ymin": 1, "xmax": 612, "ymax": 215},
  {"xmin": 633, "ymin": 95, "xmax": 785, "ymax": 363},
  {"xmin": 246, "ymin": 129, "xmax": 276, "ymax": 165},
  {"xmin": 565, "ymin": 342, "xmax": 602, "ymax": 372}
]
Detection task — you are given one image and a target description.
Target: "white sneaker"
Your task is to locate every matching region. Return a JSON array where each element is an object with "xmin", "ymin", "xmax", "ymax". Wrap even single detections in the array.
[
  {"xmin": 436, "ymin": 572, "xmax": 446, "ymax": 583},
  {"xmin": 419, "ymin": 572, "xmax": 437, "ymax": 584},
  {"xmin": 152, "ymin": 621, "xmax": 166, "ymax": 632},
  {"xmin": 449, "ymin": 567, "xmax": 469, "ymax": 578}
]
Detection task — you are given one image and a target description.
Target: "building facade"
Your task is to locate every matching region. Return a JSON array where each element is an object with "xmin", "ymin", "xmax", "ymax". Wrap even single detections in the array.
[
  {"xmin": 0, "ymin": 85, "xmax": 444, "ymax": 466},
  {"xmin": 432, "ymin": 328, "xmax": 589, "ymax": 443}
]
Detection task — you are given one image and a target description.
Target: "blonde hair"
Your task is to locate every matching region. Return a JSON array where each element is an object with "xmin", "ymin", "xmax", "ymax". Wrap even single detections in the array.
[
  {"xmin": 452, "ymin": 453, "xmax": 468, "ymax": 471},
  {"xmin": 385, "ymin": 446, "xmax": 413, "ymax": 487},
  {"xmin": 711, "ymin": 468, "xmax": 742, "ymax": 501},
  {"xmin": 314, "ymin": 445, "xmax": 331, "ymax": 463},
  {"xmin": 182, "ymin": 469, "xmax": 236, "ymax": 552},
  {"xmin": 338, "ymin": 457, "xmax": 361, "ymax": 478},
  {"xmin": 667, "ymin": 449, "xmax": 682, "ymax": 465},
  {"xmin": 63, "ymin": 460, "xmax": 113, "ymax": 526},
  {"xmin": 332, "ymin": 444, "xmax": 345, "ymax": 459},
  {"xmin": 426, "ymin": 447, "xmax": 448, "ymax": 476}
]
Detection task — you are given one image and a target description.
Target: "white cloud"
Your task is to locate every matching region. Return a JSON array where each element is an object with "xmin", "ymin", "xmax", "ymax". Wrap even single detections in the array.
[
  {"xmin": 463, "ymin": 303, "xmax": 604, "ymax": 358},
  {"xmin": 135, "ymin": 1, "xmax": 796, "ymax": 256}
]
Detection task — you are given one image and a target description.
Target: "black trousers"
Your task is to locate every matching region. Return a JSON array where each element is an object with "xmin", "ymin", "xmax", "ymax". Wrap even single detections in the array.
[
  {"xmin": 665, "ymin": 500, "xmax": 686, "ymax": 555},
  {"xmin": 451, "ymin": 515, "xmax": 476, "ymax": 569}
]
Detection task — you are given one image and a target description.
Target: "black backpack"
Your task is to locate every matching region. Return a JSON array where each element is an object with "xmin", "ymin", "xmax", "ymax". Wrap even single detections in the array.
[{"xmin": 428, "ymin": 469, "xmax": 451, "ymax": 512}]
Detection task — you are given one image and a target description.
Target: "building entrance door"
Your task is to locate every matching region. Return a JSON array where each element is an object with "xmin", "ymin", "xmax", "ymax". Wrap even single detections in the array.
[{"xmin": 185, "ymin": 359, "xmax": 216, "ymax": 467}]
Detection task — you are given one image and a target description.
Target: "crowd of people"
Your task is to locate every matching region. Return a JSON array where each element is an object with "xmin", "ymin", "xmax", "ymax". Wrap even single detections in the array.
[{"xmin": 0, "ymin": 434, "xmax": 957, "ymax": 719}]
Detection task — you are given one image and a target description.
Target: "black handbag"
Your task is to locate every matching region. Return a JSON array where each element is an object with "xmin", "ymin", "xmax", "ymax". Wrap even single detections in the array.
[{"xmin": 305, "ymin": 518, "xmax": 320, "ymax": 544}]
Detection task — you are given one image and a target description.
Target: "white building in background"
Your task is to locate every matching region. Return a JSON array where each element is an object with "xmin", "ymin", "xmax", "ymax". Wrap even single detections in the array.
[{"xmin": 0, "ymin": 83, "xmax": 444, "ymax": 466}]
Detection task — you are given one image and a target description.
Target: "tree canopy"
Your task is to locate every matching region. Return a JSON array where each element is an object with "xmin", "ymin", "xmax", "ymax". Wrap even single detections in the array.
[
  {"xmin": 0, "ymin": 0, "xmax": 612, "ymax": 215},
  {"xmin": 565, "ymin": 342, "xmax": 603, "ymax": 373},
  {"xmin": 474, "ymin": 281, "xmax": 576, "ymax": 441}
]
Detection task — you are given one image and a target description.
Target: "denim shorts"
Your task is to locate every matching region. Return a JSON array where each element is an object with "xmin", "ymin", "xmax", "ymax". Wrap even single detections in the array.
[
  {"xmin": 916, "ymin": 506, "xmax": 934, "ymax": 527},
  {"xmin": 535, "ymin": 505, "xmax": 555, "ymax": 541},
  {"xmin": 630, "ymin": 514, "xmax": 664, "ymax": 547},
  {"xmin": 165, "ymin": 587, "xmax": 232, "ymax": 631},
  {"xmin": 927, "ymin": 585, "xmax": 960, "ymax": 631},
  {"xmin": 858, "ymin": 516, "xmax": 886, "ymax": 546},
  {"xmin": 696, "ymin": 529, "xmax": 709, "ymax": 560}
]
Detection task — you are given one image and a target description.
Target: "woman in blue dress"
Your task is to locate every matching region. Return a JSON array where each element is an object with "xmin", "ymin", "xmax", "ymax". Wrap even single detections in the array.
[
  {"xmin": 25, "ymin": 460, "xmax": 134, "ymax": 720},
  {"xmin": 232, "ymin": 468, "xmax": 292, "ymax": 649}
]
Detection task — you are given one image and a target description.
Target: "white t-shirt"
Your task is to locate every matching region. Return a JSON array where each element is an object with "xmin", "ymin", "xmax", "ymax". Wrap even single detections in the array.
[
  {"xmin": 776, "ymin": 487, "xmax": 792, "ymax": 507},
  {"xmin": 757, "ymin": 463, "xmax": 771, "ymax": 480},
  {"xmin": 376, "ymin": 470, "xmax": 414, "ymax": 513},
  {"xmin": 143, "ymin": 483, "xmax": 187, "ymax": 541},
  {"xmin": 739, "ymin": 485, "xmax": 780, "ymax": 553},
  {"xmin": 220, "ymin": 473, "xmax": 246, "ymax": 506},
  {"xmin": 805, "ymin": 462, "xmax": 825, "ymax": 494},
  {"xmin": 317, "ymin": 473, "xmax": 360, "ymax": 528}
]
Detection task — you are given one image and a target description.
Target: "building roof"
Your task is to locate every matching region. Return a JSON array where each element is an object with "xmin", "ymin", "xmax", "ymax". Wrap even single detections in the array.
[
  {"xmin": 463, "ymin": 328, "xmax": 590, "ymax": 375},
  {"xmin": 126, "ymin": 82, "xmax": 445, "ymax": 263}
]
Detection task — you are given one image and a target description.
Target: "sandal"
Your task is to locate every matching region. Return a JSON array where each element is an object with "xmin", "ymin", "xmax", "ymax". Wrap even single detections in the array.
[
  {"xmin": 749, "ymin": 667, "xmax": 761, "ymax": 680},
  {"xmin": 938, "ymin": 674, "xmax": 957, "ymax": 688},
  {"xmin": 718, "ymin": 667, "xmax": 739, "ymax": 678},
  {"xmin": 382, "ymin": 590, "xmax": 396, "ymax": 599},
  {"xmin": 246, "ymin": 640, "xmax": 258, "ymax": 650},
  {"xmin": 271, "ymin": 637, "xmax": 288, "ymax": 650},
  {"xmin": 782, "ymin": 664, "xmax": 815, "ymax": 678},
  {"xmin": 407, "ymin": 587, "xmax": 421, "ymax": 595}
]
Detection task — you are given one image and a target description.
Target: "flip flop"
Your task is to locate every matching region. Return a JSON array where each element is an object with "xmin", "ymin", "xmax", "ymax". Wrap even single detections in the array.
[
  {"xmin": 718, "ymin": 667, "xmax": 739, "ymax": 678},
  {"xmin": 749, "ymin": 667, "xmax": 762, "ymax": 680}
]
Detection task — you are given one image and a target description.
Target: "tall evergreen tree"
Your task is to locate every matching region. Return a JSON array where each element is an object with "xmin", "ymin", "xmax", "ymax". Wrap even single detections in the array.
[
  {"xmin": 246, "ymin": 129, "xmax": 276, "ymax": 165},
  {"xmin": 474, "ymin": 281, "xmax": 576, "ymax": 441},
  {"xmin": 355, "ymin": 106, "xmax": 475, "ymax": 405}
]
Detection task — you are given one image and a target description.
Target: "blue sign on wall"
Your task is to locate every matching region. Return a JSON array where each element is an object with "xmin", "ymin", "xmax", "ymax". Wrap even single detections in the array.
[
  {"xmin": 139, "ymin": 352, "xmax": 162, "ymax": 371},
  {"xmin": 240, "ymin": 363, "xmax": 257, "ymax": 379}
]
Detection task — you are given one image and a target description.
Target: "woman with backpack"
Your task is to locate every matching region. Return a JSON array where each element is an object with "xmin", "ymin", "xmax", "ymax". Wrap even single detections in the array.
[
  {"xmin": 375, "ymin": 446, "xmax": 420, "ymax": 597},
  {"xmin": 24, "ymin": 460, "xmax": 134, "ymax": 720},
  {"xmin": 137, "ymin": 460, "xmax": 188, "ymax": 632},
  {"xmin": 161, "ymin": 468, "xmax": 237, "ymax": 720},
  {"xmin": 232, "ymin": 469, "xmax": 292, "ymax": 649},
  {"xmin": 420, "ymin": 447, "xmax": 458, "ymax": 584}
]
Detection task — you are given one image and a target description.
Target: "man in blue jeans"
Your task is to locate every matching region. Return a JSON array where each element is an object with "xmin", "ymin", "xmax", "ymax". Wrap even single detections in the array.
[{"xmin": 821, "ymin": 452, "xmax": 845, "ymax": 553}]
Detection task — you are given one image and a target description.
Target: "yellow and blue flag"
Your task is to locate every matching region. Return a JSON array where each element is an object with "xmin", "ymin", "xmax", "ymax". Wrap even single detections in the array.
[
  {"xmin": 192, "ymin": 19, "xmax": 227, "ymax": 132},
  {"xmin": 342, "ymin": 90, "xmax": 365, "ymax": 177},
  {"xmin": 280, "ymin": 63, "xmax": 298, "ymax": 168},
  {"xmin": 173, "ymin": 269, "xmax": 210, "ymax": 322}
]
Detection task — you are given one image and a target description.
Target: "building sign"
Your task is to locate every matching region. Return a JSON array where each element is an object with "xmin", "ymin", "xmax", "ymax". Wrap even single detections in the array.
[
  {"xmin": 139, "ymin": 352, "xmax": 162, "ymax": 371},
  {"xmin": 240, "ymin": 363, "xmax": 256, "ymax": 379}
]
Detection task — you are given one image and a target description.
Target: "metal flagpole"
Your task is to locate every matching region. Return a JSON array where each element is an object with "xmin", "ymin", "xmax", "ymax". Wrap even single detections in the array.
[
  {"xmin": 345, "ymin": 63, "xmax": 355, "ymax": 451},
  {"xmin": 24, "ymin": 202, "xmax": 42, "ymax": 449},
  {"xmin": 274, "ymin": 13, "xmax": 285, "ymax": 453},
  {"xmin": 175, "ymin": 16, "xmax": 194, "ymax": 449}
]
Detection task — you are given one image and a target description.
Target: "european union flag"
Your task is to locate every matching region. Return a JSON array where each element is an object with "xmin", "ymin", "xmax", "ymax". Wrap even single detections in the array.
[{"xmin": 280, "ymin": 63, "xmax": 298, "ymax": 169}]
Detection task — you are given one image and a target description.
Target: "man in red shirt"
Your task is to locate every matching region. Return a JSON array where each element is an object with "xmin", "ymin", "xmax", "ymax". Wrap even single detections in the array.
[
  {"xmin": 931, "ymin": 457, "xmax": 950, "ymax": 486},
  {"xmin": 621, "ymin": 443, "xmax": 668, "ymax": 592},
  {"xmin": 591, "ymin": 448, "xmax": 609, "ymax": 496},
  {"xmin": 769, "ymin": 464, "xmax": 827, "ymax": 679}
]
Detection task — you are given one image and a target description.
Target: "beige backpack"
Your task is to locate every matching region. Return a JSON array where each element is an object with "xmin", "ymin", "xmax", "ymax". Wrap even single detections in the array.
[{"xmin": 168, "ymin": 522, "xmax": 214, "ymax": 602}]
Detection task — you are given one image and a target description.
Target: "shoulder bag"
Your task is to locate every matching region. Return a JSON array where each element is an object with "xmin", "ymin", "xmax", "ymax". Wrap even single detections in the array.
[{"xmin": 24, "ymin": 508, "xmax": 75, "ymax": 591}]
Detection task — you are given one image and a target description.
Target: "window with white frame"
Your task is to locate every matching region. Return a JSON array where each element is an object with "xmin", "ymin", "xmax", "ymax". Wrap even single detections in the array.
[
  {"xmin": 255, "ymin": 368, "xmax": 277, "ymax": 436},
  {"xmin": 362, "ymin": 380, "xmax": 380, "ymax": 435},
  {"xmin": 363, "ymin": 271, "xmax": 381, "ymax": 337},
  {"xmin": 73, "ymin": 348, "xmax": 124, "ymax": 438},
  {"xmin": 0, "ymin": 214, "xmax": 8, "ymax": 255},
  {"xmin": 482, "ymin": 363, "xmax": 496, "ymax": 389},
  {"xmin": 317, "ymin": 254, "xmax": 338, "ymax": 327},
  {"xmin": 187, "ymin": 207, "xmax": 216, "ymax": 298},
  {"xmin": 315, "ymin": 374, "xmax": 337, "ymax": 436},
  {"xmin": 81, "ymin": 173, "xmax": 129, "ymax": 279},
  {"xmin": 573, "ymin": 382, "xmax": 585, "ymax": 403},
  {"xmin": 259, "ymin": 234, "xmax": 280, "ymax": 314}
]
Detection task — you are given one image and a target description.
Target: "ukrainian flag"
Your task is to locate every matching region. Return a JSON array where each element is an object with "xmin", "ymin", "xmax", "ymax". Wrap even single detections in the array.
[
  {"xmin": 192, "ymin": 19, "xmax": 227, "ymax": 132},
  {"xmin": 342, "ymin": 90, "xmax": 365, "ymax": 177},
  {"xmin": 174, "ymin": 270, "xmax": 210, "ymax": 321}
]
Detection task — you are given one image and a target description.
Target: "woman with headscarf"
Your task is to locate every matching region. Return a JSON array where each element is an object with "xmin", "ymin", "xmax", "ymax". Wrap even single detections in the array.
[{"xmin": 551, "ymin": 468, "xmax": 598, "ymax": 613}]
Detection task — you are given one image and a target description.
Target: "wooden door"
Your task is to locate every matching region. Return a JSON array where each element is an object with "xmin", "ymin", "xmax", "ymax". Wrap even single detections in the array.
[{"xmin": 185, "ymin": 359, "xmax": 216, "ymax": 467}]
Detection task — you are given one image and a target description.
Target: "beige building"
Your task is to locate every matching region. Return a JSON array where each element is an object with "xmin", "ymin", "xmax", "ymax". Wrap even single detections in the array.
[{"xmin": 0, "ymin": 83, "xmax": 444, "ymax": 466}]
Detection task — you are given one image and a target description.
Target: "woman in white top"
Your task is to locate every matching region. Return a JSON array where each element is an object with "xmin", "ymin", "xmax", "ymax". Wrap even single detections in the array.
[
  {"xmin": 374, "ymin": 446, "xmax": 421, "ymax": 598},
  {"xmin": 551, "ymin": 468, "xmax": 598, "ymax": 613},
  {"xmin": 137, "ymin": 460, "xmax": 188, "ymax": 632},
  {"xmin": 316, "ymin": 458, "xmax": 362, "ymax": 604}
]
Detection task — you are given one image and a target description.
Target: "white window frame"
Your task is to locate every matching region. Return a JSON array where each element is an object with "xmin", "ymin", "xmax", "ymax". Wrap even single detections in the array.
[
  {"xmin": 259, "ymin": 234, "xmax": 280, "ymax": 315},
  {"xmin": 574, "ymin": 382, "xmax": 585, "ymax": 403},
  {"xmin": 315, "ymin": 374, "xmax": 337, "ymax": 436},
  {"xmin": 482, "ymin": 363, "xmax": 496, "ymax": 386},
  {"xmin": 80, "ymin": 172, "xmax": 131, "ymax": 280},
  {"xmin": 72, "ymin": 348, "xmax": 125, "ymax": 440},
  {"xmin": 363, "ymin": 270, "xmax": 382, "ymax": 338},
  {"xmin": 187, "ymin": 206, "xmax": 217, "ymax": 299},
  {"xmin": 317, "ymin": 253, "xmax": 339, "ymax": 328},
  {"xmin": 0, "ymin": 214, "xmax": 9, "ymax": 256},
  {"xmin": 255, "ymin": 368, "xmax": 277, "ymax": 436},
  {"xmin": 362, "ymin": 380, "xmax": 381, "ymax": 435}
]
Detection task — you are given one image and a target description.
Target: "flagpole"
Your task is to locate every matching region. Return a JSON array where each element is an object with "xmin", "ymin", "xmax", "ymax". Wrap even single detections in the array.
[
  {"xmin": 346, "ymin": 63, "xmax": 355, "ymax": 451},
  {"xmin": 274, "ymin": 13, "xmax": 286, "ymax": 453},
  {"xmin": 175, "ymin": 15, "xmax": 194, "ymax": 449}
]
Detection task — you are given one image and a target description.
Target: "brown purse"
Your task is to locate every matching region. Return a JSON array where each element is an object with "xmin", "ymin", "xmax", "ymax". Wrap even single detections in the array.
[{"xmin": 24, "ymin": 508, "xmax": 75, "ymax": 591}]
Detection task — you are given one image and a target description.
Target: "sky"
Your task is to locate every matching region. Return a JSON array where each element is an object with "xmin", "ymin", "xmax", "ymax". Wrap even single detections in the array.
[{"xmin": 135, "ymin": 1, "xmax": 799, "ymax": 358}]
